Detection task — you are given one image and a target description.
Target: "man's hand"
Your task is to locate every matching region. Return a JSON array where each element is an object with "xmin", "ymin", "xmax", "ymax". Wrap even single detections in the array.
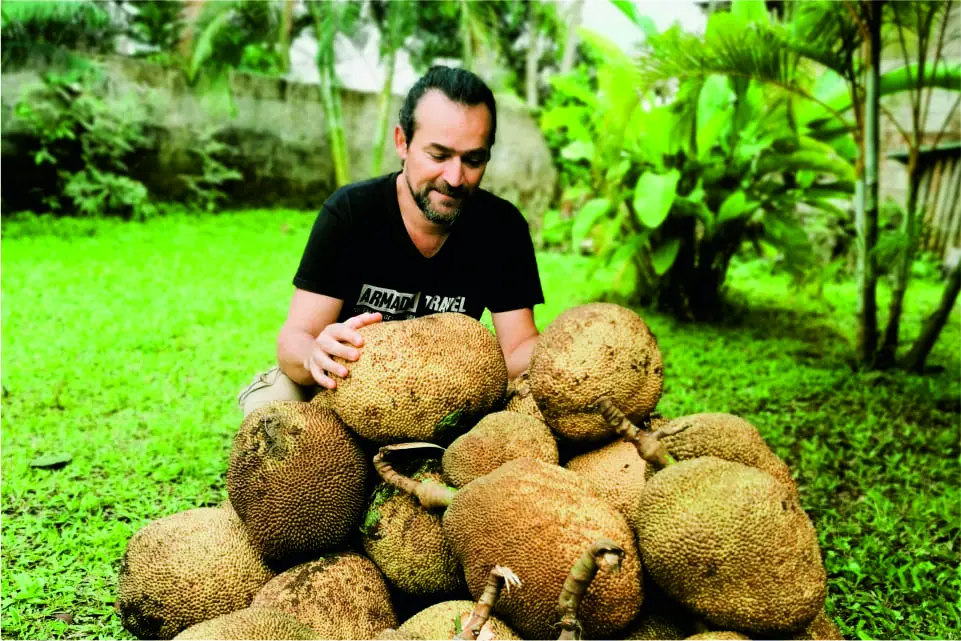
[{"xmin": 304, "ymin": 312, "xmax": 383, "ymax": 389}]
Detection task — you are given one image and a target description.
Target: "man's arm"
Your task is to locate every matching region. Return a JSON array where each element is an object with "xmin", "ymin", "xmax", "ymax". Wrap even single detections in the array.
[
  {"xmin": 277, "ymin": 289, "xmax": 344, "ymax": 386},
  {"xmin": 491, "ymin": 308, "xmax": 540, "ymax": 380}
]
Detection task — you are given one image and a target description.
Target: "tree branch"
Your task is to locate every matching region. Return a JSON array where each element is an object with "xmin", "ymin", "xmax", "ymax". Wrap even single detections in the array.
[{"xmin": 921, "ymin": 1, "xmax": 952, "ymax": 138}]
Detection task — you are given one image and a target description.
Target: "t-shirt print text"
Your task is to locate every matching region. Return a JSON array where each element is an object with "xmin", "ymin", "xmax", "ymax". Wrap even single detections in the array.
[
  {"xmin": 423, "ymin": 294, "xmax": 468, "ymax": 313},
  {"xmin": 356, "ymin": 284, "xmax": 420, "ymax": 315}
]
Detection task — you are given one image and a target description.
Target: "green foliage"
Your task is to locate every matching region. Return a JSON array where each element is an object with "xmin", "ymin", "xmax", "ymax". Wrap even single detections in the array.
[
  {"xmin": 0, "ymin": 0, "xmax": 117, "ymax": 70},
  {"xmin": 13, "ymin": 62, "xmax": 156, "ymax": 220},
  {"xmin": 540, "ymin": 16, "xmax": 858, "ymax": 320},
  {"xmin": 1, "ymin": 210, "xmax": 958, "ymax": 640},
  {"xmin": 178, "ymin": 131, "xmax": 243, "ymax": 213}
]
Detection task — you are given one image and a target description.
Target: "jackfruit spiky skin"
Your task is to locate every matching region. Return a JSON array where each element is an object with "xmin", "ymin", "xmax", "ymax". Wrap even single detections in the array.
[
  {"xmin": 361, "ymin": 460, "xmax": 465, "ymax": 596},
  {"xmin": 791, "ymin": 608, "xmax": 843, "ymax": 640},
  {"xmin": 329, "ymin": 313, "xmax": 508, "ymax": 444},
  {"xmin": 250, "ymin": 552, "xmax": 398, "ymax": 638},
  {"xmin": 397, "ymin": 600, "xmax": 521, "ymax": 640},
  {"xmin": 172, "ymin": 607, "xmax": 318, "ymax": 640},
  {"xmin": 656, "ymin": 413, "xmax": 797, "ymax": 492},
  {"xmin": 503, "ymin": 371, "xmax": 544, "ymax": 421},
  {"xmin": 565, "ymin": 439, "xmax": 647, "ymax": 519},
  {"xmin": 227, "ymin": 401, "xmax": 367, "ymax": 563},
  {"xmin": 635, "ymin": 457, "xmax": 826, "ymax": 635},
  {"xmin": 685, "ymin": 633, "xmax": 751, "ymax": 640},
  {"xmin": 442, "ymin": 411, "xmax": 558, "ymax": 488},
  {"xmin": 373, "ymin": 629, "xmax": 424, "ymax": 640},
  {"xmin": 528, "ymin": 303, "xmax": 663, "ymax": 442},
  {"xmin": 116, "ymin": 506, "xmax": 275, "ymax": 639},
  {"xmin": 623, "ymin": 612, "xmax": 688, "ymax": 640},
  {"xmin": 444, "ymin": 458, "xmax": 644, "ymax": 639}
]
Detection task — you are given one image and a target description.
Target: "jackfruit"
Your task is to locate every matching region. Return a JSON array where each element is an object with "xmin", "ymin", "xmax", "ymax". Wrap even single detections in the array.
[
  {"xmin": 503, "ymin": 371, "xmax": 544, "ymax": 420},
  {"xmin": 529, "ymin": 303, "xmax": 663, "ymax": 442},
  {"xmin": 442, "ymin": 411, "xmax": 558, "ymax": 488},
  {"xmin": 685, "ymin": 633, "xmax": 751, "ymax": 640},
  {"xmin": 250, "ymin": 552, "xmax": 397, "ymax": 639},
  {"xmin": 116, "ymin": 505, "xmax": 274, "ymax": 639},
  {"xmin": 791, "ymin": 608, "xmax": 843, "ymax": 640},
  {"xmin": 623, "ymin": 583, "xmax": 696, "ymax": 640},
  {"xmin": 653, "ymin": 413, "xmax": 796, "ymax": 492},
  {"xmin": 328, "ymin": 313, "xmax": 508, "ymax": 444},
  {"xmin": 173, "ymin": 607, "xmax": 318, "ymax": 640},
  {"xmin": 635, "ymin": 456, "xmax": 826, "ymax": 635},
  {"xmin": 443, "ymin": 457, "xmax": 644, "ymax": 639},
  {"xmin": 624, "ymin": 612, "xmax": 688, "ymax": 640},
  {"xmin": 564, "ymin": 439, "xmax": 647, "ymax": 519},
  {"xmin": 397, "ymin": 566, "xmax": 522, "ymax": 640},
  {"xmin": 361, "ymin": 458, "xmax": 465, "ymax": 596},
  {"xmin": 555, "ymin": 540, "xmax": 626, "ymax": 640},
  {"xmin": 227, "ymin": 401, "xmax": 367, "ymax": 564}
]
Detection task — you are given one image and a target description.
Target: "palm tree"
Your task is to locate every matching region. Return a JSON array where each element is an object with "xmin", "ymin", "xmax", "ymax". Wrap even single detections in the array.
[{"xmin": 635, "ymin": 0, "xmax": 959, "ymax": 370}]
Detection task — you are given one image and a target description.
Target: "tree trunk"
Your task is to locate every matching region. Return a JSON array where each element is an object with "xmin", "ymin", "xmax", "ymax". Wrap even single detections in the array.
[
  {"xmin": 460, "ymin": 0, "xmax": 473, "ymax": 71},
  {"xmin": 371, "ymin": 46, "xmax": 397, "ymax": 176},
  {"xmin": 877, "ymin": 153, "xmax": 922, "ymax": 367},
  {"xmin": 855, "ymin": 1, "xmax": 883, "ymax": 368},
  {"xmin": 314, "ymin": 13, "xmax": 351, "ymax": 188},
  {"xmin": 559, "ymin": 0, "xmax": 583, "ymax": 75},
  {"xmin": 278, "ymin": 0, "xmax": 294, "ymax": 74},
  {"xmin": 898, "ymin": 259, "xmax": 961, "ymax": 373},
  {"xmin": 526, "ymin": 3, "xmax": 539, "ymax": 109}
]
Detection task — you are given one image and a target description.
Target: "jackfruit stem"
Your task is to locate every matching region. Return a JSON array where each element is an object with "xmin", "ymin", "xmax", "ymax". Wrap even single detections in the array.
[
  {"xmin": 554, "ymin": 539, "xmax": 624, "ymax": 641},
  {"xmin": 454, "ymin": 565, "xmax": 522, "ymax": 640},
  {"xmin": 595, "ymin": 397, "xmax": 676, "ymax": 469},
  {"xmin": 373, "ymin": 443, "xmax": 456, "ymax": 509}
]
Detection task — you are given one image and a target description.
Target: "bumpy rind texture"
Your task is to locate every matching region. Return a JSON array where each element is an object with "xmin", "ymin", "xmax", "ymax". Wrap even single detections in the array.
[
  {"xmin": 635, "ymin": 457, "xmax": 826, "ymax": 635},
  {"xmin": 565, "ymin": 438, "xmax": 647, "ymax": 519},
  {"xmin": 791, "ymin": 608, "xmax": 844, "ymax": 640},
  {"xmin": 657, "ymin": 413, "xmax": 797, "ymax": 492},
  {"xmin": 503, "ymin": 371, "xmax": 545, "ymax": 421},
  {"xmin": 528, "ymin": 303, "xmax": 663, "ymax": 442},
  {"xmin": 173, "ymin": 606, "xmax": 318, "ymax": 640},
  {"xmin": 442, "ymin": 411, "xmax": 558, "ymax": 488},
  {"xmin": 362, "ymin": 462, "xmax": 465, "ymax": 596},
  {"xmin": 227, "ymin": 401, "xmax": 367, "ymax": 563},
  {"xmin": 397, "ymin": 600, "xmax": 521, "ymax": 640},
  {"xmin": 444, "ymin": 458, "xmax": 644, "ymax": 639},
  {"xmin": 116, "ymin": 506, "xmax": 275, "ymax": 639},
  {"xmin": 685, "ymin": 633, "xmax": 751, "ymax": 640},
  {"xmin": 329, "ymin": 313, "xmax": 508, "ymax": 444},
  {"xmin": 250, "ymin": 552, "xmax": 397, "ymax": 638},
  {"xmin": 623, "ymin": 612, "xmax": 688, "ymax": 640}
]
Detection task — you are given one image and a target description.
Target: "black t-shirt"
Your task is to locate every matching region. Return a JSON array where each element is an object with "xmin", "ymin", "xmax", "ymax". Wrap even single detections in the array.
[{"xmin": 292, "ymin": 171, "xmax": 545, "ymax": 323}]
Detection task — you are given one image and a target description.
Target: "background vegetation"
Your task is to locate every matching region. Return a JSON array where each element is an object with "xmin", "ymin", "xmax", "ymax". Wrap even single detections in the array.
[{"xmin": 1, "ymin": 1, "xmax": 959, "ymax": 640}]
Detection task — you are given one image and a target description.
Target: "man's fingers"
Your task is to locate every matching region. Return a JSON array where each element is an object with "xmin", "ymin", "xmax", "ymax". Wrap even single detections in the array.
[
  {"xmin": 309, "ymin": 360, "xmax": 336, "ymax": 390},
  {"xmin": 317, "ymin": 335, "xmax": 360, "ymax": 365}
]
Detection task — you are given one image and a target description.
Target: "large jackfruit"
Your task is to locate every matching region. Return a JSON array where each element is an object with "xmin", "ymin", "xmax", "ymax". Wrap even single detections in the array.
[
  {"xmin": 116, "ymin": 506, "xmax": 274, "ymax": 639},
  {"xmin": 397, "ymin": 600, "xmax": 521, "ymax": 640},
  {"xmin": 654, "ymin": 413, "xmax": 796, "ymax": 492},
  {"xmin": 442, "ymin": 411, "xmax": 558, "ymax": 488},
  {"xmin": 227, "ymin": 401, "xmax": 367, "ymax": 563},
  {"xmin": 173, "ymin": 607, "xmax": 318, "ymax": 640},
  {"xmin": 565, "ymin": 438, "xmax": 647, "ymax": 519},
  {"xmin": 503, "ymin": 371, "xmax": 544, "ymax": 421},
  {"xmin": 791, "ymin": 608, "xmax": 843, "ymax": 640},
  {"xmin": 529, "ymin": 303, "xmax": 663, "ymax": 442},
  {"xmin": 635, "ymin": 457, "xmax": 826, "ymax": 635},
  {"xmin": 250, "ymin": 552, "xmax": 397, "ymax": 639},
  {"xmin": 328, "ymin": 313, "xmax": 508, "ymax": 444},
  {"xmin": 443, "ymin": 457, "xmax": 644, "ymax": 639},
  {"xmin": 361, "ymin": 459, "xmax": 465, "ymax": 596}
]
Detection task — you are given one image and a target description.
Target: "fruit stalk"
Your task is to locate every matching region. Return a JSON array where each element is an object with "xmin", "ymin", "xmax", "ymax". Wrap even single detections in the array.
[
  {"xmin": 595, "ymin": 397, "xmax": 675, "ymax": 469},
  {"xmin": 454, "ymin": 565, "xmax": 522, "ymax": 640},
  {"xmin": 373, "ymin": 443, "xmax": 456, "ymax": 509},
  {"xmin": 554, "ymin": 539, "xmax": 624, "ymax": 640}
]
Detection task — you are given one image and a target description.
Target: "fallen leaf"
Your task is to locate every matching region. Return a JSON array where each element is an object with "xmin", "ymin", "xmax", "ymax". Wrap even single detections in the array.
[
  {"xmin": 30, "ymin": 454, "xmax": 73, "ymax": 470},
  {"xmin": 51, "ymin": 612, "xmax": 74, "ymax": 624}
]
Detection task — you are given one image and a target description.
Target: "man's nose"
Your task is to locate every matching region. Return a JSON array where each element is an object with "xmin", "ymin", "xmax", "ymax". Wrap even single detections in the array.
[{"xmin": 442, "ymin": 157, "xmax": 464, "ymax": 188}]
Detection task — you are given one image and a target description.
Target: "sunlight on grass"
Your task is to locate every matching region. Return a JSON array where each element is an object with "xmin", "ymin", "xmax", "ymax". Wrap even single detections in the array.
[{"xmin": 2, "ymin": 210, "xmax": 959, "ymax": 640}]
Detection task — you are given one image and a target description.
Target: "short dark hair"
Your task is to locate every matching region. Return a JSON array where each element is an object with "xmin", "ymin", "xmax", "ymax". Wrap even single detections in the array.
[{"xmin": 398, "ymin": 65, "xmax": 497, "ymax": 148}]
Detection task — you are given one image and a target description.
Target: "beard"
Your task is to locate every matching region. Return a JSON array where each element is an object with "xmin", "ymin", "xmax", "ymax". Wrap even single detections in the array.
[{"xmin": 405, "ymin": 172, "xmax": 471, "ymax": 227}]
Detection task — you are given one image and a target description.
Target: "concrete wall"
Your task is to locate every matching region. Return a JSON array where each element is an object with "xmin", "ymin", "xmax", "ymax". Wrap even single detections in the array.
[{"xmin": 0, "ymin": 56, "xmax": 558, "ymax": 218}]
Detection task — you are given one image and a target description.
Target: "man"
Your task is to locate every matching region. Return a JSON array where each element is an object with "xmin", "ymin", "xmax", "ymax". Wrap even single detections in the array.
[{"xmin": 238, "ymin": 66, "xmax": 544, "ymax": 417}]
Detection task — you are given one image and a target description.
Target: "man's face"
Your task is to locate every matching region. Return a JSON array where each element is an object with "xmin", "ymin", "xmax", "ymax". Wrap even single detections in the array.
[{"xmin": 396, "ymin": 90, "xmax": 492, "ymax": 226}]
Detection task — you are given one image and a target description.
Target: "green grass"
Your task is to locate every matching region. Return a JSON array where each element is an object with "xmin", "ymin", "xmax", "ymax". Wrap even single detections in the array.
[{"xmin": 2, "ymin": 210, "xmax": 959, "ymax": 640}]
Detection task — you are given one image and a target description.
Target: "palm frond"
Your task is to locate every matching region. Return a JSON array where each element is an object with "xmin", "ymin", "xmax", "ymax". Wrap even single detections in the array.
[{"xmin": 786, "ymin": 1, "xmax": 864, "ymax": 78}]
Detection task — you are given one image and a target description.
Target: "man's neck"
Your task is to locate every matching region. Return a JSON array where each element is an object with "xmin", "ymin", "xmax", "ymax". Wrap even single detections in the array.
[{"xmin": 395, "ymin": 172, "xmax": 451, "ymax": 259}]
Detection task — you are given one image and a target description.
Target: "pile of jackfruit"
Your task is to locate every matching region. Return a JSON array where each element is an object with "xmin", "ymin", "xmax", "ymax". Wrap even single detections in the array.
[{"xmin": 116, "ymin": 303, "xmax": 842, "ymax": 641}]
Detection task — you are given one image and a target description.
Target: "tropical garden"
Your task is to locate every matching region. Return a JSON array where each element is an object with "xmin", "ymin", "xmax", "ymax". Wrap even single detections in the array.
[{"xmin": 1, "ymin": 1, "xmax": 959, "ymax": 640}]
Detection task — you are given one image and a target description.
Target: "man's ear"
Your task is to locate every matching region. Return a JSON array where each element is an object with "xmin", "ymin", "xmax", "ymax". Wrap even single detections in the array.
[{"xmin": 394, "ymin": 125, "xmax": 408, "ymax": 161}]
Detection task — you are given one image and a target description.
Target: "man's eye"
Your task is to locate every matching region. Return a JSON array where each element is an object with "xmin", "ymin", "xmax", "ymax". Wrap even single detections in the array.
[{"xmin": 429, "ymin": 152, "xmax": 447, "ymax": 161}]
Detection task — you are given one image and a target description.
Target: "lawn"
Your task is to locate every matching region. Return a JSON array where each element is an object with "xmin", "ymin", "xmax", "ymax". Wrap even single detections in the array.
[{"xmin": 2, "ymin": 209, "xmax": 959, "ymax": 640}]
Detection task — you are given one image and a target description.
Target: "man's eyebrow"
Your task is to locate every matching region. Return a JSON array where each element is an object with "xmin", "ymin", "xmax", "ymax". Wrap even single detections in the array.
[{"xmin": 426, "ymin": 143, "xmax": 488, "ymax": 156}]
